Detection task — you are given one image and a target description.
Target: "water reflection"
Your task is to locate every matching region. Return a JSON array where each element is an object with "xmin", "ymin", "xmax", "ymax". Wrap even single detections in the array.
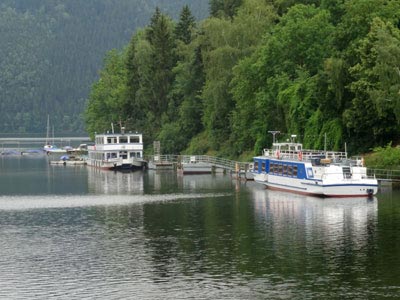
[
  {"xmin": 0, "ymin": 161, "xmax": 399, "ymax": 299},
  {"xmin": 252, "ymin": 187, "xmax": 378, "ymax": 253},
  {"xmin": 145, "ymin": 170, "xmax": 234, "ymax": 194},
  {"xmin": 87, "ymin": 168, "xmax": 144, "ymax": 195},
  {"xmin": 0, "ymin": 156, "xmax": 88, "ymax": 195}
]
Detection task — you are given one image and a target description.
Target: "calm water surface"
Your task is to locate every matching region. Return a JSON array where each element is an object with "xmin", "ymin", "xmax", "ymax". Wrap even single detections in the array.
[{"xmin": 0, "ymin": 155, "xmax": 399, "ymax": 299}]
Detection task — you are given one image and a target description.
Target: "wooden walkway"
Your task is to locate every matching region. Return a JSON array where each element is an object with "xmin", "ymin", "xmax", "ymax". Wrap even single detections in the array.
[{"xmin": 146, "ymin": 154, "xmax": 253, "ymax": 179}]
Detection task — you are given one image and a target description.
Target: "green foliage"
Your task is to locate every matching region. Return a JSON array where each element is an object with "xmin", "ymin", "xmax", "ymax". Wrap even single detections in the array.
[
  {"xmin": 156, "ymin": 122, "xmax": 187, "ymax": 154},
  {"xmin": 344, "ymin": 17, "xmax": 400, "ymax": 152},
  {"xmin": 209, "ymin": 0, "xmax": 243, "ymax": 19},
  {"xmin": 84, "ymin": 0, "xmax": 400, "ymax": 159},
  {"xmin": 366, "ymin": 143, "xmax": 400, "ymax": 169},
  {"xmin": 202, "ymin": 0, "xmax": 277, "ymax": 151},
  {"xmin": 85, "ymin": 49, "xmax": 128, "ymax": 138},
  {"xmin": 183, "ymin": 132, "xmax": 211, "ymax": 155}
]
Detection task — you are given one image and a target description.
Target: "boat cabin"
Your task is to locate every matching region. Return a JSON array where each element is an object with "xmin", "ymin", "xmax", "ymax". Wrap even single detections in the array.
[{"xmin": 89, "ymin": 131, "xmax": 143, "ymax": 159}]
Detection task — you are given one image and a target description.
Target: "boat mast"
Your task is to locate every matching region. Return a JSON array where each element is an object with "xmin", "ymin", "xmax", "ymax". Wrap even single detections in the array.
[
  {"xmin": 268, "ymin": 130, "xmax": 280, "ymax": 144},
  {"xmin": 46, "ymin": 115, "xmax": 50, "ymax": 145}
]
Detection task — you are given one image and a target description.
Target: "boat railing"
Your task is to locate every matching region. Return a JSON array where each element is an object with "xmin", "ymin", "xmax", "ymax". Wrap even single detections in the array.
[
  {"xmin": 320, "ymin": 173, "xmax": 376, "ymax": 180},
  {"xmin": 263, "ymin": 148, "xmax": 347, "ymax": 162}
]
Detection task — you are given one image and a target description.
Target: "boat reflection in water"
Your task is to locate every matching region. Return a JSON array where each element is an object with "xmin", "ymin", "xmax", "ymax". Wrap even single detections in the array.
[
  {"xmin": 177, "ymin": 173, "xmax": 235, "ymax": 192},
  {"xmin": 87, "ymin": 168, "xmax": 144, "ymax": 195},
  {"xmin": 251, "ymin": 185, "xmax": 377, "ymax": 252},
  {"xmin": 146, "ymin": 170, "xmax": 234, "ymax": 193}
]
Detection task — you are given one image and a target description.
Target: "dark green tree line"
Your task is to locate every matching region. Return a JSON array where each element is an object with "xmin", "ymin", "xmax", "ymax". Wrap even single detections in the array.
[
  {"xmin": 85, "ymin": 0, "xmax": 400, "ymax": 157},
  {"xmin": 0, "ymin": 0, "xmax": 209, "ymax": 135}
]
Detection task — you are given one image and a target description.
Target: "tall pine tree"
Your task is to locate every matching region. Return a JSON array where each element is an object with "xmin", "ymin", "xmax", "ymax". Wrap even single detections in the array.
[
  {"xmin": 175, "ymin": 5, "xmax": 196, "ymax": 45},
  {"xmin": 209, "ymin": 0, "xmax": 243, "ymax": 18}
]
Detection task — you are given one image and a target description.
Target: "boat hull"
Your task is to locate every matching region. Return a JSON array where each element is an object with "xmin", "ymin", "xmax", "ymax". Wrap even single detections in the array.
[
  {"xmin": 179, "ymin": 163, "xmax": 213, "ymax": 174},
  {"xmin": 254, "ymin": 174, "xmax": 378, "ymax": 197}
]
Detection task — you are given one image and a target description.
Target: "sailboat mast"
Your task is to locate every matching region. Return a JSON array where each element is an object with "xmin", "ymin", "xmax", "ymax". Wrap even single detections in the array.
[{"xmin": 46, "ymin": 115, "xmax": 50, "ymax": 145}]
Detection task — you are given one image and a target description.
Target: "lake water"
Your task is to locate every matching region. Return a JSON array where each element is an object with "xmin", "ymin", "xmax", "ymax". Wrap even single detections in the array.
[{"xmin": 0, "ymin": 155, "xmax": 399, "ymax": 299}]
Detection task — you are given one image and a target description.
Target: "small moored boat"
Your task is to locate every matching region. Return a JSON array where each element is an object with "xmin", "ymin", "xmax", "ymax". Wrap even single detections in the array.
[{"xmin": 50, "ymin": 155, "xmax": 87, "ymax": 165}]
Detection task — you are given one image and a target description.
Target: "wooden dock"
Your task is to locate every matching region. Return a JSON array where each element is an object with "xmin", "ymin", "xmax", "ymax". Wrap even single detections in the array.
[{"xmin": 146, "ymin": 154, "xmax": 253, "ymax": 179}]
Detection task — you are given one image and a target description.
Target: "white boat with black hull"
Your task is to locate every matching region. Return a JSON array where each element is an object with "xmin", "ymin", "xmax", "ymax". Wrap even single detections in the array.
[
  {"xmin": 252, "ymin": 137, "xmax": 378, "ymax": 197},
  {"xmin": 87, "ymin": 127, "xmax": 146, "ymax": 170}
]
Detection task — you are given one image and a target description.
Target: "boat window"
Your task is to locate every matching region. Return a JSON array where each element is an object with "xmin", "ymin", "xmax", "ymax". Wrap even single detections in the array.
[
  {"xmin": 136, "ymin": 152, "xmax": 141, "ymax": 158},
  {"xmin": 120, "ymin": 151, "xmax": 128, "ymax": 159},
  {"xmin": 111, "ymin": 152, "xmax": 117, "ymax": 158},
  {"xmin": 283, "ymin": 165, "xmax": 288, "ymax": 176},
  {"xmin": 261, "ymin": 162, "xmax": 266, "ymax": 171},
  {"xmin": 307, "ymin": 168, "xmax": 314, "ymax": 178},
  {"xmin": 278, "ymin": 164, "xmax": 283, "ymax": 175},
  {"xmin": 293, "ymin": 165, "xmax": 298, "ymax": 176},
  {"xmin": 254, "ymin": 162, "xmax": 259, "ymax": 171},
  {"xmin": 288, "ymin": 165, "xmax": 293, "ymax": 176},
  {"xmin": 107, "ymin": 137, "xmax": 116, "ymax": 144},
  {"xmin": 130, "ymin": 136, "xmax": 140, "ymax": 143},
  {"xmin": 130, "ymin": 152, "xmax": 135, "ymax": 158},
  {"xmin": 119, "ymin": 136, "xmax": 128, "ymax": 143}
]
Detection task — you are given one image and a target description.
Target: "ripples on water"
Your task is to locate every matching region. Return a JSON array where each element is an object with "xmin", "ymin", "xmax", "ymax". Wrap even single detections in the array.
[{"xmin": 0, "ymin": 156, "xmax": 399, "ymax": 299}]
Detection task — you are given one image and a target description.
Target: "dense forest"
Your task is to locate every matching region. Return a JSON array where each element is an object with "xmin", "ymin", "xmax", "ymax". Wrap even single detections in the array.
[
  {"xmin": 85, "ymin": 0, "xmax": 400, "ymax": 157},
  {"xmin": 0, "ymin": 0, "xmax": 209, "ymax": 135}
]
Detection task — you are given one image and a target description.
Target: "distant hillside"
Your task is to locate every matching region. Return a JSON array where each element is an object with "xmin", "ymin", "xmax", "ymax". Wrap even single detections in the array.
[{"xmin": 0, "ymin": 0, "xmax": 209, "ymax": 135}]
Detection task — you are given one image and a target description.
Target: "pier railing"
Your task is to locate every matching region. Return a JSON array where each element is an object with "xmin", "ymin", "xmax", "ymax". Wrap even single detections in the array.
[
  {"xmin": 368, "ymin": 168, "xmax": 400, "ymax": 182},
  {"xmin": 146, "ymin": 154, "xmax": 251, "ymax": 172}
]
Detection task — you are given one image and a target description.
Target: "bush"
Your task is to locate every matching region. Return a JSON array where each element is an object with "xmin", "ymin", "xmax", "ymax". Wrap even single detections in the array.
[{"xmin": 365, "ymin": 143, "xmax": 400, "ymax": 169}]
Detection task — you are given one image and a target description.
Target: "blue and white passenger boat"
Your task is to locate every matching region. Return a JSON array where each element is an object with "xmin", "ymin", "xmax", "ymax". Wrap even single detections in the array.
[
  {"xmin": 252, "ymin": 137, "xmax": 378, "ymax": 197},
  {"xmin": 87, "ymin": 127, "xmax": 146, "ymax": 170}
]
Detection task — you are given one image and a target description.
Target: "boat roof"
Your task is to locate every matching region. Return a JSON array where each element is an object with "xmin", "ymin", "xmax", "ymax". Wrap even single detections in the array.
[
  {"xmin": 272, "ymin": 142, "xmax": 303, "ymax": 150},
  {"xmin": 95, "ymin": 131, "xmax": 142, "ymax": 136}
]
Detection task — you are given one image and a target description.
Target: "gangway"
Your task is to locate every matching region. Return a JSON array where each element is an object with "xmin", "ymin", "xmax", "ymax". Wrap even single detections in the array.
[{"xmin": 146, "ymin": 154, "xmax": 253, "ymax": 179}]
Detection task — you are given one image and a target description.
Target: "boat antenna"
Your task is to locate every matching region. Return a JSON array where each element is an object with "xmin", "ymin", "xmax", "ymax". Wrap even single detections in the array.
[
  {"xmin": 268, "ymin": 131, "xmax": 280, "ymax": 144},
  {"xmin": 324, "ymin": 133, "xmax": 327, "ymax": 158}
]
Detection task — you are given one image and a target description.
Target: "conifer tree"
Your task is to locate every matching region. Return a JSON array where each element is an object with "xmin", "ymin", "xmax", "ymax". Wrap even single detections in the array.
[
  {"xmin": 145, "ymin": 8, "xmax": 177, "ymax": 133},
  {"xmin": 175, "ymin": 5, "xmax": 196, "ymax": 45},
  {"xmin": 209, "ymin": 0, "xmax": 242, "ymax": 18}
]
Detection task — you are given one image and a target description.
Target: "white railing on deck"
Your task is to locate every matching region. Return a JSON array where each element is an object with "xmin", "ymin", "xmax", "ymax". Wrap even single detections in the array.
[{"xmin": 263, "ymin": 148, "xmax": 347, "ymax": 162}]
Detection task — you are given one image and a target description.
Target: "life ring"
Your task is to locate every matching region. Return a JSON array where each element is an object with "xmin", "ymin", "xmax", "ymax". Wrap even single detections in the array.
[{"xmin": 298, "ymin": 151, "xmax": 303, "ymax": 161}]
